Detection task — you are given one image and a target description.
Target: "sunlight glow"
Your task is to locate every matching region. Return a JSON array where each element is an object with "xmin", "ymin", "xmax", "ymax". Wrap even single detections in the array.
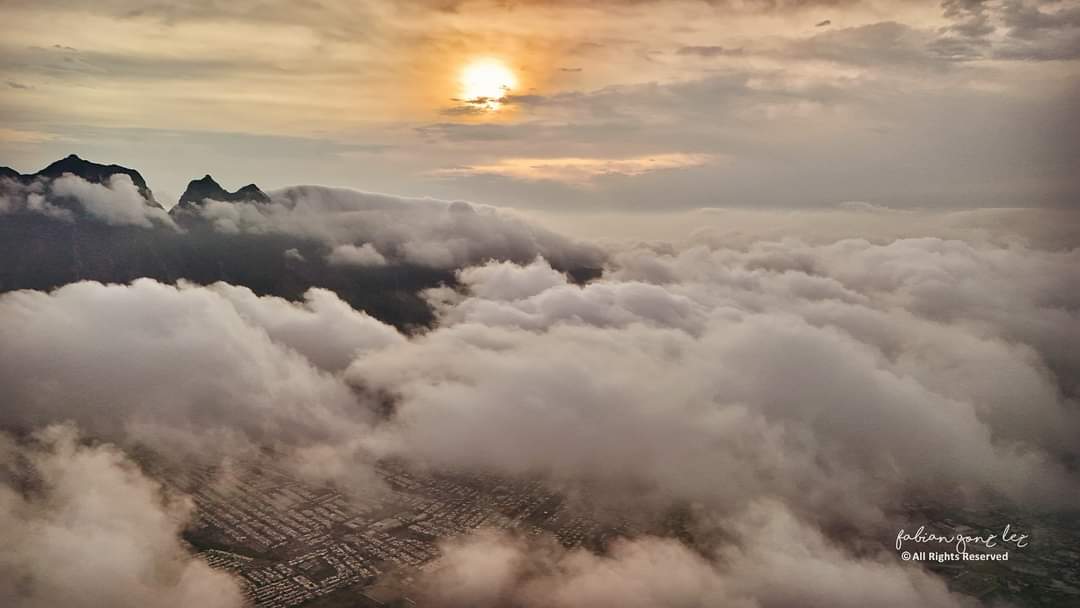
[{"xmin": 459, "ymin": 59, "xmax": 517, "ymax": 111}]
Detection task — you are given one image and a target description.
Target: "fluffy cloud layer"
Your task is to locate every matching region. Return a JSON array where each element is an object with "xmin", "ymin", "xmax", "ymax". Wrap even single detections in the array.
[
  {"xmin": 0, "ymin": 210, "xmax": 1077, "ymax": 605},
  {"xmin": 0, "ymin": 425, "xmax": 246, "ymax": 608},
  {"xmin": 350, "ymin": 242, "xmax": 1080, "ymax": 524},
  {"xmin": 0, "ymin": 174, "xmax": 176, "ymax": 229},
  {"xmin": 326, "ymin": 243, "xmax": 388, "ymax": 268},
  {"xmin": 50, "ymin": 174, "xmax": 177, "ymax": 229},
  {"xmin": 0, "ymin": 279, "xmax": 380, "ymax": 468},
  {"xmin": 417, "ymin": 501, "xmax": 975, "ymax": 608},
  {"xmin": 195, "ymin": 185, "xmax": 603, "ymax": 269}
]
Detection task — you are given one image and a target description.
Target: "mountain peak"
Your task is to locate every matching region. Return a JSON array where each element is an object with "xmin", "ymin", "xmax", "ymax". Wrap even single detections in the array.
[
  {"xmin": 236, "ymin": 184, "xmax": 265, "ymax": 196},
  {"xmin": 35, "ymin": 154, "xmax": 157, "ymax": 205},
  {"xmin": 177, "ymin": 174, "xmax": 269, "ymax": 209}
]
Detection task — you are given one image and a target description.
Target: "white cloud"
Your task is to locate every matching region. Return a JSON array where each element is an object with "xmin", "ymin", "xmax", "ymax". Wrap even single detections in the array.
[
  {"xmin": 0, "ymin": 279, "xmax": 393, "ymax": 481},
  {"xmin": 207, "ymin": 282, "xmax": 404, "ymax": 371},
  {"xmin": 417, "ymin": 501, "xmax": 975, "ymax": 608},
  {"xmin": 0, "ymin": 424, "xmax": 246, "ymax": 608},
  {"xmin": 51, "ymin": 174, "xmax": 177, "ymax": 230},
  {"xmin": 436, "ymin": 153, "xmax": 714, "ymax": 185},
  {"xmin": 196, "ymin": 185, "xmax": 603, "ymax": 269},
  {"xmin": 456, "ymin": 257, "xmax": 568, "ymax": 301},
  {"xmin": 351, "ymin": 236, "xmax": 1080, "ymax": 522},
  {"xmin": 326, "ymin": 243, "xmax": 388, "ymax": 267},
  {"xmin": 0, "ymin": 215, "xmax": 1077, "ymax": 605}
]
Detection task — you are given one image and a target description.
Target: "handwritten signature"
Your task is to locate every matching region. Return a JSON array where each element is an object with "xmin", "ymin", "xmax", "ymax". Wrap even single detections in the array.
[{"xmin": 895, "ymin": 524, "xmax": 1029, "ymax": 553}]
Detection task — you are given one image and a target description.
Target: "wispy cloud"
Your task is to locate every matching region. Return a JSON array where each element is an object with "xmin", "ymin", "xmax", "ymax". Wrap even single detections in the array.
[
  {"xmin": 436, "ymin": 153, "xmax": 713, "ymax": 185},
  {"xmin": 0, "ymin": 127, "xmax": 58, "ymax": 144}
]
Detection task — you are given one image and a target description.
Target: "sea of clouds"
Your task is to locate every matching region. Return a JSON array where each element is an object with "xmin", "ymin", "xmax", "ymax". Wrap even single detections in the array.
[{"xmin": 1, "ymin": 177, "xmax": 1077, "ymax": 607}]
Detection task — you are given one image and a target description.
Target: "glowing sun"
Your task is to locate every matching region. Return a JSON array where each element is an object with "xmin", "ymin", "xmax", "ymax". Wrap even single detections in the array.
[{"xmin": 459, "ymin": 59, "xmax": 517, "ymax": 111}]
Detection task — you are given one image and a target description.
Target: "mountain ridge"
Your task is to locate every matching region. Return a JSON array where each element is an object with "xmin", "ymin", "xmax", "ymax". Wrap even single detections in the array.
[
  {"xmin": 176, "ymin": 174, "xmax": 270, "ymax": 209},
  {"xmin": 1, "ymin": 154, "xmax": 161, "ymax": 207},
  {"xmin": 0, "ymin": 154, "xmax": 601, "ymax": 331},
  {"xmin": 0, "ymin": 155, "xmax": 270, "ymax": 213}
]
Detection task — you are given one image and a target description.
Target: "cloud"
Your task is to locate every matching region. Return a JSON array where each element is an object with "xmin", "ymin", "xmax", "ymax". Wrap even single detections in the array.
[
  {"xmin": 436, "ymin": 154, "xmax": 714, "ymax": 185},
  {"xmin": 434, "ymin": 257, "xmax": 706, "ymax": 333},
  {"xmin": 676, "ymin": 45, "xmax": 744, "ymax": 57},
  {"xmin": 3, "ymin": 222, "xmax": 1067, "ymax": 528},
  {"xmin": 0, "ymin": 205, "xmax": 1077, "ymax": 604},
  {"xmin": 456, "ymin": 257, "xmax": 569, "ymax": 301},
  {"xmin": 0, "ymin": 127, "xmax": 51, "ymax": 143},
  {"xmin": 3, "ymin": 0, "xmax": 1076, "ymax": 213},
  {"xmin": 0, "ymin": 279, "xmax": 390, "ymax": 479},
  {"xmin": 207, "ymin": 282, "xmax": 405, "ymax": 372},
  {"xmin": 350, "ymin": 237, "xmax": 1080, "ymax": 523},
  {"xmin": 50, "ymin": 174, "xmax": 177, "ymax": 229},
  {"xmin": 326, "ymin": 243, "xmax": 388, "ymax": 267},
  {"xmin": 417, "ymin": 501, "xmax": 974, "ymax": 608},
  {"xmin": 0, "ymin": 424, "xmax": 247, "ymax": 608},
  {"xmin": 525, "ymin": 206, "xmax": 1080, "ymax": 251},
  {"xmin": 0, "ymin": 174, "xmax": 175, "ymax": 229},
  {"xmin": 994, "ymin": 0, "xmax": 1080, "ymax": 60},
  {"xmin": 195, "ymin": 185, "xmax": 604, "ymax": 269},
  {"xmin": 0, "ymin": 179, "xmax": 72, "ymax": 221}
]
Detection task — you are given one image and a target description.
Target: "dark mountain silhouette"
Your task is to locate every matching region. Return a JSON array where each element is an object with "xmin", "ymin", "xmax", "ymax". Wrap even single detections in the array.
[
  {"xmin": 176, "ymin": 174, "xmax": 269, "ymax": 209},
  {"xmin": 2, "ymin": 154, "xmax": 159, "ymax": 206},
  {"xmin": 0, "ymin": 155, "xmax": 600, "ymax": 330}
]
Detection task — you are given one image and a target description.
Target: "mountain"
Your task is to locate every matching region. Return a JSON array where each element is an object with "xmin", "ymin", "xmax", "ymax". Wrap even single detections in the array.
[
  {"xmin": 0, "ymin": 156, "xmax": 458, "ymax": 329},
  {"xmin": 0, "ymin": 154, "xmax": 601, "ymax": 330},
  {"xmin": 5, "ymin": 154, "xmax": 160, "ymax": 206},
  {"xmin": 176, "ymin": 174, "xmax": 269, "ymax": 209}
]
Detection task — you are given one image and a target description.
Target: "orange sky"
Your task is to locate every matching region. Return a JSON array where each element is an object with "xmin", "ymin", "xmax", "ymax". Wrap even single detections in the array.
[{"xmin": 1, "ymin": 0, "xmax": 1077, "ymax": 210}]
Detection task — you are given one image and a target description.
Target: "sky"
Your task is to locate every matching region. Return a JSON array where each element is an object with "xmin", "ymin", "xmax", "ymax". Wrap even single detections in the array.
[{"xmin": 1, "ymin": 0, "xmax": 1078, "ymax": 211}]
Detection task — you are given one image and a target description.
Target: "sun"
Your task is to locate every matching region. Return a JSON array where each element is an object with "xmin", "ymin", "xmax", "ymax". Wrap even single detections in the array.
[{"xmin": 459, "ymin": 58, "xmax": 517, "ymax": 111}]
